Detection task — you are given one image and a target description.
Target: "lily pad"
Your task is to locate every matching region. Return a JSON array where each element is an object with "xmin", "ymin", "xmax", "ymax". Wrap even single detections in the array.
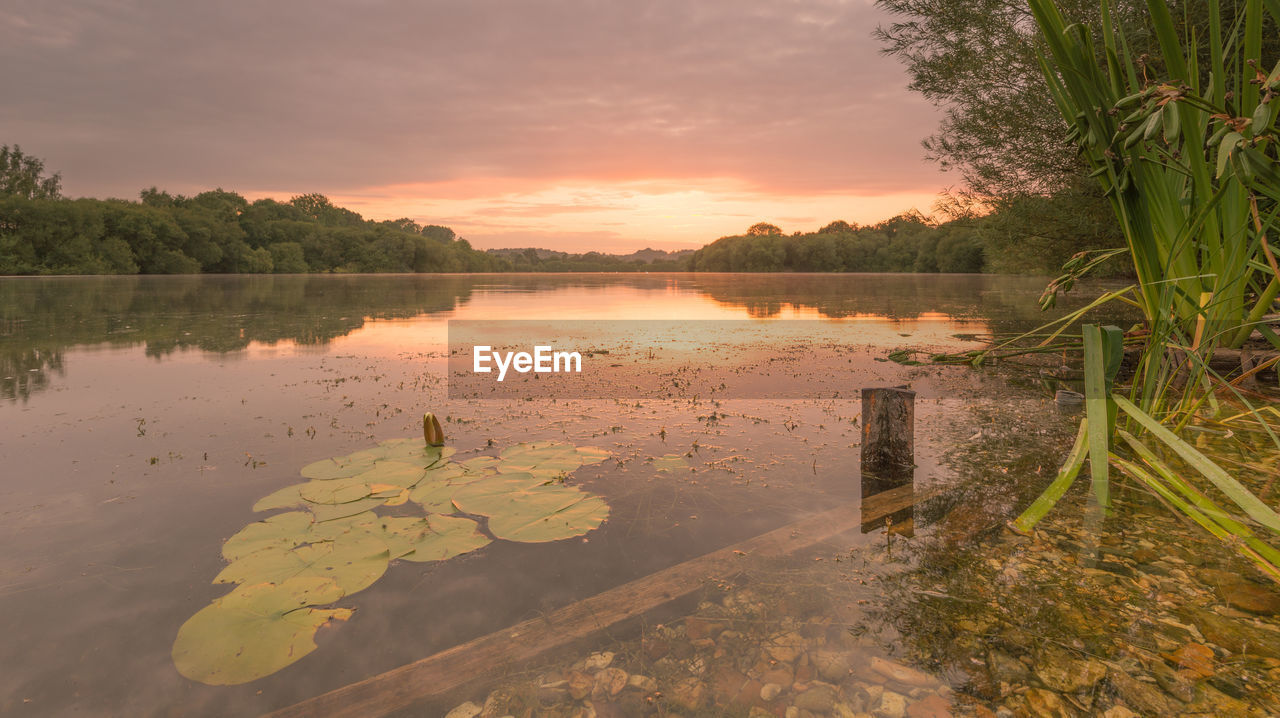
[
  {"xmin": 172, "ymin": 578, "xmax": 352, "ymax": 685},
  {"xmin": 497, "ymin": 441, "xmax": 589, "ymax": 477},
  {"xmin": 375, "ymin": 439, "xmax": 454, "ymax": 466},
  {"xmin": 214, "ymin": 532, "xmax": 389, "ymax": 595},
  {"xmin": 408, "ymin": 481, "xmax": 460, "ymax": 513},
  {"xmin": 222, "ymin": 511, "xmax": 315, "ymax": 561},
  {"xmin": 354, "ymin": 461, "xmax": 427, "ymax": 489},
  {"xmin": 300, "ymin": 452, "xmax": 379, "ymax": 481},
  {"xmin": 299, "ymin": 476, "xmax": 375, "ymax": 505},
  {"xmin": 487, "ymin": 492, "xmax": 610, "ymax": 543},
  {"xmin": 382, "ymin": 515, "xmax": 491, "ymax": 561},
  {"xmin": 252, "ymin": 483, "xmax": 307, "ymax": 512},
  {"xmin": 459, "ymin": 456, "xmax": 500, "ymax": 473},
  {"xmin": 309, "ymin": 496, "xmax": 389, "ymax": 522},
  {"xmin": 453, "ymin": 474, "xmax": 610, "ymax": 543},
  {"xmin": 180, "ymin": 431, "xmax": 613, "ymax": 686}
]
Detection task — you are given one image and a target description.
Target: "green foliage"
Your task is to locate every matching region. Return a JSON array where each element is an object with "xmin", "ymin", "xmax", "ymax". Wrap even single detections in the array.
[
  {"xmin": 174, "ymin": 434, "xmax": 613, "ymax": 685},
  {"xmin": 1029, "ymin": 0, "xmax": 1280, "ymax": 409},
  {"xmin": 0, "ymin": 144, "xmax": 61, "ymax": 200},
  {"xmin": 746, "ymin": 222, "xmax": 785, "ymax": 236},
  {"xmin": 688, "ymin": 212, "xmax": 986, "ymax": 273},
  {"xmin": 1013, "ymin": 0, "xmax": 1280, "ymax": 584},
  {"xmin": 0, "ymin": 188, "xmax": 506, "ymax": 275}
]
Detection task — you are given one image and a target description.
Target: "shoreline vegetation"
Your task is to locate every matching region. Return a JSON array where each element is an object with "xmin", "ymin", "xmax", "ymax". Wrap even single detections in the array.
[{"xmin": 1, "ymin": 145, "xmax": 1125, "ymax": 277}]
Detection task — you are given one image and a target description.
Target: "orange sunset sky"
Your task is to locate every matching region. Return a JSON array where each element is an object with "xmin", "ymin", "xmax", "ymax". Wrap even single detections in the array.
[{"xmin": 3, "ymin": 1, "xmax": 950, "ymax": 252}]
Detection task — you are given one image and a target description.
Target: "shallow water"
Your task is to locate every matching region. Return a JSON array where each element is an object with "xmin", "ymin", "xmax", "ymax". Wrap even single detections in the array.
[{"xmin": 0, "ymin": 273, "xmax": 1126, "ymax": 716}]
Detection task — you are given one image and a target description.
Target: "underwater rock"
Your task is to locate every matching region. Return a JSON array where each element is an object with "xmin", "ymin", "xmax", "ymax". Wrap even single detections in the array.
[
  {"xmin": 1163, "ymin": 642, "xmax": 1215, "ymax": 678},
  {"xmin": 685, "ymin": 617, "xmax": 725, "ymax": 640},
  {"xmin": 1022, "ymin": 688, "xmax": 1068, "ymax": 718},
  {"xmin": 626, "ymin": 674, "xmax": 657, "ymax": 693},
  {"xmin": 761, "ymin": 665, "xmax": 796, "ymax": 688},
  {"xmin": 669, "ymin": 677, "xmax": 707, "ymax": 711},
  {"xmin": 873, "ymin": 689, "xmax": 908, "ymax": 718},
  {"xmin": 869, "ymin": 657, "xmax": 936, "ymax": 687},
  {"xmin": 1185, "ymin": 681, "xmax": 1265, "ymax": 717},
  {"xmin": 566, "ymin": 671, "xmax": 594, "ymax": 700},
  {"xmin": 761, "ymin": 683, "xmax": 784, "ymax": 701},
  {"xmin": 766, "ymin": 631, "xmax": 807, "ymax": 663},
  {"xmin": 1032, "ymin": 647, "xmax": 1106, "ymax": 693},
  {"xmin": 811, "ymin": 650, "xmax": 853, "ymax": 682},
  {"xmin": 1149, "ymin": 659, "xmax": 1193, "ymax": 702},
  {"xmin": 793, "ymin": 682, "xmax": 837, "ymax": 713},
  {"xmin": 444, "ymin": 701, "xmax": 482, "ymax": 718},
  {"xmin": 1106, "ymin": 668, "xmax": 1181, "ymax": 715},
  {"xmin": 583, "ymin": 651, "xmax": 615, "ymax": 672},
  {"xmin": 642, "ymin": 637, "xmax": 670, "ymax": 661},
  {"xmin": 905, "ymin": 693, "xmax": 951, "ymax": 718},
  {"xmin": 593, "ymin": 667, "xmax": 628, "ymax": 698},
  {"xmin": 1217, "ymin": 581, "xmax": 1280, "ymax": 615},
  {"xmin": 1181, "ymin": 608, "xmax": 1280, "ymax": 658},
  {"xmin": 986, "ymin": 650, "xmax": 1029, "ymax": 685}
]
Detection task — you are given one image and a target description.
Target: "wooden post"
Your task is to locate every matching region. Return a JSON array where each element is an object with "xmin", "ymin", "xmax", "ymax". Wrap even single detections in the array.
[
  {"xmin": 860, "ymin": 386, "xmax": 915, "ymax": 535},
  {"xmin": 860, "ymin": 386, "xmax": 915, "ymax": 477}
]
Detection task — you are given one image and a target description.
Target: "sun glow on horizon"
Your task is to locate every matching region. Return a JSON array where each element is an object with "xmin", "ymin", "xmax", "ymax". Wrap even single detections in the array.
[{"xmin": 242, "ymin": 177, "xmax": 945, "ymax": 254}]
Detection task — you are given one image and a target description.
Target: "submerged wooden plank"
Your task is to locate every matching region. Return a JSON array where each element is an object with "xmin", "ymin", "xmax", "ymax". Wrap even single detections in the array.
[{"xmin": 265, "ymin": 482, "xmax": 935, "ymax": 718}]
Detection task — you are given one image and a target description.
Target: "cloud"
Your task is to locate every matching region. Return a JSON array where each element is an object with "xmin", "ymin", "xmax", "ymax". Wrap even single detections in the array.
[{"xmin": 2, "ymin": 0, "xmax": 949, "ymax": 248}]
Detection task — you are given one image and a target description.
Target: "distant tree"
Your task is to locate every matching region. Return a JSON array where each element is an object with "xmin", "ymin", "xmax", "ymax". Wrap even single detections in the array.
[
  {"xmin": 140, "ymin": 187, "xmax": 180, "ymax": 207},
  {"xmin": 289, "ymin": 193, "xmax": 363, "ymax": 226},
  {"xmin": 421, "ymin": 224, "xmax": 456, "ymax": 242},
  {"xmin": 746, "ymin": 222, "xmax": 783, "ymax": 236},
  {"xmin": 1, "ymin": 145, "xmax": 62, "ymax": 200},
  {"xmin": 818, "ymin": 220, "xmax": 857, "ymax": 234},
  {"xmin": 384, "ymin": 218, "xmax": 422, "ymax": 234}
]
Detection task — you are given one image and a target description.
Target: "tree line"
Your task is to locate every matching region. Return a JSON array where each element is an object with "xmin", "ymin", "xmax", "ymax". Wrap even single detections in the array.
[{"xmin": 1, "ymin": 144, "xmax": 1126, "ymax": 276}]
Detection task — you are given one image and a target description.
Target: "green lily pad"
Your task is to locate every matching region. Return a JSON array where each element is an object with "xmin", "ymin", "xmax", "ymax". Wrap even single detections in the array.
[
  {"xmin": 651, "ymin": 454, "xmax": 690, "ymax": 472},
  {"xmin": 172, "ymin": 578, "xmax": 352, "ymax": 685},
  {"xmin": 182, "ymin": 432, "xmax": 612, "ymax": 686},
  {"xmin": 405, "ymin": 462, "xmax": 488, "ymax": 512},
  {"xmin": 407, "ymin": 481, "xmax": 458, "ymax": 513},
  {"xmin": 497, "ymin": 441, "xmax": 590, "ymax": 477},
  {"xmin": 307, "ymin": 495, "xmax": 391, "ymax": 522},
  {"xmin": 382, "ymin": 515, "xmax": 491, "ymax": 561},
  {"xmin": 375, "ymin": 439, "xmax": 454, "ymax": 466},
  {"xmin": 222, "ymin": 511, "xmax": 315, "ymax": 561},
  {"xmin": 214, "ymin": 532, "xmax": 389, "ymax": 595},
  {"xmin": 252, "ymin": 483, "xmax": 307, "ymax": 512},
  {"xmin": 298, "ymin": 476, "xmax": 374, "ymax": 505},
  {"xmin": 374, "ymin": 517, "xmax": 423, "ymax": 559},
  {"xmin": 300, "ymin": 453, "xmax": 378, "ymax": 481},
  {"xmin": 459, "ymin": 456, "xmax": 500, "ymax": 473},
  {"xmin": 355, "ymin": 461, "xmax": 429, "ymax": 490},
  {"xmin": 453, "ymin": 474, "xmax": 610, "ymax": 543}
]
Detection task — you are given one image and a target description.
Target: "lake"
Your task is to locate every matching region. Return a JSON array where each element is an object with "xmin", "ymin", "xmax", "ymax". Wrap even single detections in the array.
[{"xmin": 1, "ymin": 273, "xmax": 1127, "ymax": 716}]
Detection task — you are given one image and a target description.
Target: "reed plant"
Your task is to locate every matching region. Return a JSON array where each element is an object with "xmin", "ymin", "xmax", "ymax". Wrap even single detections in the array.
[{"xmin": 1009, "ymin": 0, "xmax": 1280, "ymax": 581}]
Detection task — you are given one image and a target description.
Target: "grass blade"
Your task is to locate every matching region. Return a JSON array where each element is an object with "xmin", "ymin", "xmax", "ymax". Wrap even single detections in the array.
[
  {"xmin": 1012, "ymin": 420, "xmax": 1090, "ymax": 533},
  {"xmin": 1084, "ymin": 325, "xmax": 1112, "ymax": 508},
  {"xmin": 1114, "ymin": 394, "xmax": 1280, "ymax": 533}
]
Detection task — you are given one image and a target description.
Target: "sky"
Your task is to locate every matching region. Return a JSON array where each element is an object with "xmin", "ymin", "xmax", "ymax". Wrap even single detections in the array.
[{"xmin": 1, "ymin": 0, "xmax": 950, "ymax": 253}]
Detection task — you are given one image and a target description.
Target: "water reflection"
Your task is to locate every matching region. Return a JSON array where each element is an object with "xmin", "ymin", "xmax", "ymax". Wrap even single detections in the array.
[{"xmin": 0, "ymin": 273, "xmax": 1128, "ymax": 402}]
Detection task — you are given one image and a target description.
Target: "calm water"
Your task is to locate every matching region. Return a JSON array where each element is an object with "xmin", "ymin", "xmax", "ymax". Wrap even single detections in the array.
[{"xmin": 0, "ymin": 274, "xmax": 1109, "ymax": 716}]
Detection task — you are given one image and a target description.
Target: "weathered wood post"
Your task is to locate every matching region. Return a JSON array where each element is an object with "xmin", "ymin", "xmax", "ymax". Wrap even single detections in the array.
[{"xmin": 860, "ymin": 385, "xmax": 916, "ymax": 535}]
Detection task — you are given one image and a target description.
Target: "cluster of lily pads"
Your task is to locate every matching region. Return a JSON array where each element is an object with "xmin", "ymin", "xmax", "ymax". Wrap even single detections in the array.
[{"xmin": 172, "ymin": 432, "xmax": 611, "ymax": 686}]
